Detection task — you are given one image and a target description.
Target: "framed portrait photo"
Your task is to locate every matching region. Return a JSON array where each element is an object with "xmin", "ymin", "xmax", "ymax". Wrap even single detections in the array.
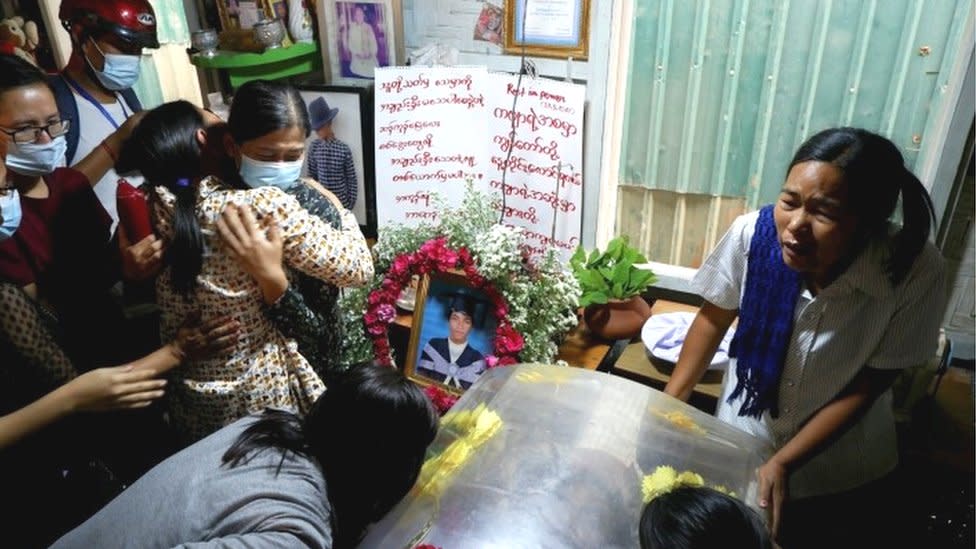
[
  {"xmin": 296, "ymin": 84, "xmax": 378, "ymax": 237},
  {"xmin": 318, "ymin": 0, "xmax": 399, "ymax": 85},
  {"xmin": 503, "ymin": 0, "xmax": 589, "ymax": 60},
  {"xmin": 406, "ymin": 271, "xmax": 499, "ymax": 394}
]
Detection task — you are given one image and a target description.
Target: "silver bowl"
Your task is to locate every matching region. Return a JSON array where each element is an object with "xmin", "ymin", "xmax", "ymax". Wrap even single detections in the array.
[
  {"xmin": 253, "ymin": 19, "xmax": 285, "ymax": 51},
  {"xmin": 191, "ymin": 28, "xmax": 219, "ymax": 57}
]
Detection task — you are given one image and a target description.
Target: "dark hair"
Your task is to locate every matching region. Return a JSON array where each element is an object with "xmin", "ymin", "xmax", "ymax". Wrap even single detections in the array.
[
  {"xmin": 788, "ymin": 127, "xmax": 936, "ymax": 285},
  {"xmin": 118, "ymin": 100, "xmax": 205, "ymax": 295},
  {"xmin": 639, "ymin": 487, "xmax": 772, "ymax": 549},
  {"xmin": 227, "ymin": 79, "xmax": 310, "ymax": 145},
  {"xmin": 0, "ymin": 54, "xmax": 52, "ymax": 96},
  {"xmin": 222, "ymin": 364, "xmax": 439, "ymax": 548}
]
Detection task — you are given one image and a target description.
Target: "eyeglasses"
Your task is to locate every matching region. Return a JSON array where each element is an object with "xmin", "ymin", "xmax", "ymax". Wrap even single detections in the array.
[{"xmin": 0, "ymin": 119, "xmax": 71, "ymax": 145}]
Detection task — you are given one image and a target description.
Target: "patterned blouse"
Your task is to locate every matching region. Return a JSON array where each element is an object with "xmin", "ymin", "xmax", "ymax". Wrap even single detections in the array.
[{"xmin": 153, "ymin": 176, "xmax": 373, "ymax": 442}]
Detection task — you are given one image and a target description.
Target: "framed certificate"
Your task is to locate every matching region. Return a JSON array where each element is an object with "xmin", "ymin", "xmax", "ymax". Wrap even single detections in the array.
[{"xmin": 503, "ymin": 0, "xmax": 589, "ymax": 60}]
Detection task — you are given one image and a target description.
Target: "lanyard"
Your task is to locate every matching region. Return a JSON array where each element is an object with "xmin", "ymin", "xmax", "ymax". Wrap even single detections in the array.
[{"xmin": 61, "ymin": 74, "xmax": 129, "ymax": 130}]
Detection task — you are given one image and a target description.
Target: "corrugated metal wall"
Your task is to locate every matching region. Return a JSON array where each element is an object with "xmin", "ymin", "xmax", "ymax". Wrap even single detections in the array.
[{"xmin": 617, "ymin": 0, "xmax": 973, "ymax": 267}]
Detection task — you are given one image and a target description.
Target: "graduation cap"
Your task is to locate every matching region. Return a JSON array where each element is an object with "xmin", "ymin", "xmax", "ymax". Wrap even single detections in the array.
[{"xmin": 440, "ymin": 288, "xmax": 491, "ymax": 329}]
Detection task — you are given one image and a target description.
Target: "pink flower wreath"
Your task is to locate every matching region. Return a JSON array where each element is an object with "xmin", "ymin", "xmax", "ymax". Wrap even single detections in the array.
[{"xmin": 364, "ymin": 237, "xmax": 524, "ymax": 410}]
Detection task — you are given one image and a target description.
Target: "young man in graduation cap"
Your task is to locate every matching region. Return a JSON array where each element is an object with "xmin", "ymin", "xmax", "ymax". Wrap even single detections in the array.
[{"xmin": 417, "ymin": 291, "xmax": 488, "ymax": 389}]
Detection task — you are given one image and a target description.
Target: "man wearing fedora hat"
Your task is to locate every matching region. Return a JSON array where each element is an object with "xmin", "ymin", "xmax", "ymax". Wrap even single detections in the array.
[
  {"xmin": 305, "ymin": 96, "xmax": 357, "ymax": 210},
  {"xmin": 417, "ymin": 291, "xmax": 488, "ymax": 390}
]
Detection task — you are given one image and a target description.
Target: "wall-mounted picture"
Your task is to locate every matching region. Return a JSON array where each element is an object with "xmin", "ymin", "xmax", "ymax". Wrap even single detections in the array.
[
  {"xmin": 406, "ymin": 272, "xmax": 498, "ymax": 393},
  {"xmin": 473, "ymin": 3, "xmax": 504, "ymax": 46},
  {"xmin": 504, "ymin": 0, "xmax": 589, "ymax": 59},
  {"xmin": 318, "ymin": 0, "xmax": 397, "ymax": 84},
  {"xmin": 296, "ymin": 84, "xmax": 377, "ymax": 237}
]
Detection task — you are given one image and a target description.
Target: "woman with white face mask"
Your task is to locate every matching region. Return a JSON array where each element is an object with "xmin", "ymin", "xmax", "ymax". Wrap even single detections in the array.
[
  {"xmin": 118, "ymin": 97, "xmax": 373, "ymax": 443},
  {"xmin": 0, "ymin": 117, "xmax": 240, "ymax": 547},
  {"xmin": 0, "ymin": 54, "xmax": 144, "ymax": 369},
  {"xmin": 219, "ymin": 80, "xmax": 368, "ymax": 383}
]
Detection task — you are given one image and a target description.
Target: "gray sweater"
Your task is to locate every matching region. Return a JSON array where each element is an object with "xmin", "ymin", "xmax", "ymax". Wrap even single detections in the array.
[{"xmin": 51, "ymin": 415, "xmax": 332, "ymax": 548}]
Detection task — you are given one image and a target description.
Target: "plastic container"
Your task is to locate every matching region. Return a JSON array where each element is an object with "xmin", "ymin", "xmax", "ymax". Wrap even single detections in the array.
[
  {"xmin": 116, "ymin": 179, "xmax": 153, "ymax": 242},
  {"xmin": 359, "ymin": 364, "xmax": 773, "ymax": 549}
]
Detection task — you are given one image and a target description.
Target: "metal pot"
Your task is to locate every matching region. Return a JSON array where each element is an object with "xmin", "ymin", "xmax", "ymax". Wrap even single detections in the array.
[
  {"xmin": 190, "ymin": 28, "xmax": 219, "ymax": 57},
  {"xmin": 253, "ymin": 19, "xmax": 285, "ymax": 51}
]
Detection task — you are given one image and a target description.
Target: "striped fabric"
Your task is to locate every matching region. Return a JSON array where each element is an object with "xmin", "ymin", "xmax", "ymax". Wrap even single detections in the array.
[
  {"xmin": 306, "ymin": 138, "xmax": 357, "ymax": 210},
  {"xmin": 691, "ymin": 210, "xmax": 946, "ymax": 499}
]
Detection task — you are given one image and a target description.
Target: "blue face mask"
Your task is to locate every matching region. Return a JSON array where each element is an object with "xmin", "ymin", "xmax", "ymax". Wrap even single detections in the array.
[
  {"xmin": 239, "ymin": 154, "xmax": 303, "ymax": 190},
  {"xmin": 0, "ymin": 188, "xmax": 22, "ymax": 242},
  {"xmin": 6, "ymin": 137, "xmax": 67, "ymax": 177},
  {"xmin": 87, "ymin": 39, "xmax": 141, "ymax": 91}
]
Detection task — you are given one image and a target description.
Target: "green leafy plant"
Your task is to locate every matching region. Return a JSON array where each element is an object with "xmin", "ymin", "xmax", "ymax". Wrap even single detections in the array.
[{"xmin": 570, "ymin": 237, "xmax": 657, "ymax": 307}]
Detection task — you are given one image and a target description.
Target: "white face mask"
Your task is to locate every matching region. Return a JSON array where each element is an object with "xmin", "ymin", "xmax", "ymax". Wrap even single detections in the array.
[
  {"xmin": 238, "ymin": 154, "xmax": 303, "ymax": 190},
  {"xmin": 86, "ymin": 38, "xmax": 141, "ymax": 91},
  {"xmin": 6, "ymin": 136, "xmax": 67, "ymax": 177},
  {"xmin": 0, "ymin": 188, "xmax": 21, "ymax": 242}
]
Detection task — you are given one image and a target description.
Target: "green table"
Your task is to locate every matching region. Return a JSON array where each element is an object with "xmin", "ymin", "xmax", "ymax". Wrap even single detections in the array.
[{"xmin": 190, "ymin": 41, "xmax": 321, "ymax": 88}]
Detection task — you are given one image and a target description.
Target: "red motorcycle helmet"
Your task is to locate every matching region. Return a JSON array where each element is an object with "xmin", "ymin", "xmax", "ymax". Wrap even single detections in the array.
[{"xmin": 59, "ymin": 0, "xmax": 160, "ymax": 49}]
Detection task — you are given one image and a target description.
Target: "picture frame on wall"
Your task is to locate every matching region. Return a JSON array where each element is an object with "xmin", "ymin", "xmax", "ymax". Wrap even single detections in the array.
[
  {"xmin": 295, "ymin": 84, "xmax": 378, "ymax": 237},
  {"xmin": 317, "ymin": 0, "xmax": 398, "ymax": 85},
  {"xmin": 215, "ymin": 0, "xmax": 288, "ymax": 30},
  {"xmin": 503, "ymin": 0, "xmax": 589, "ymax": 60},
  {"xmin": 405, "ymin": 271, "xmax": 498, "ymax": 395}
]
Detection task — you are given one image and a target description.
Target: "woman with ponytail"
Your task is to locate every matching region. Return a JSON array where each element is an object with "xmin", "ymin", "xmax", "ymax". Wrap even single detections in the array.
[
  {"xmin": 664, "ymin": 128, "xmax": 946, "ymax": 549},
  {"xmin": 118, "ymin": 100, "xmax": 373, "ymax": 443},
  {"xmin": 53, "ymin": 364, "xmax": 439, "ymax": 549}
]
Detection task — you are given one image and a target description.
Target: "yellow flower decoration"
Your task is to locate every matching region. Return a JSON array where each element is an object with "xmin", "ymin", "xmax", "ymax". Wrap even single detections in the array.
[
  {"xmin": 415, "ymin": 405, "xmax": 504, "ymax": 498},
  {"xmin": 675, "ymin": 471, "xmax": 704, "ymax": 487},
  {"xmin": 641, "ymin": 466, "xmax": 678, "ymax": 502},
  {"xmin": 641, "ymin": 466, "xmax": 732, "ymax": 503},
  {"xmin": 652, "ymin": 409, "xmax": 707, "ymax": 435},
  {"xmin": 515, "ymin": 367, "xmax": 575, "ymax": 385},
  {"xmin": 711, "ymin": 485, "xmax": 738, "ymax": 498}
]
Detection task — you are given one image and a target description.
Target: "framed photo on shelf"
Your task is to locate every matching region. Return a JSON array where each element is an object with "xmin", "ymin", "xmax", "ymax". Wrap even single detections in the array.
[
  {"xmin": 405, "ymin": 272, "xmax": 498, "ymax": 394},
  {"xmin": 503, "ymin": 0, "xmax": 589, "ymax": 60},
  {"xmin": 295, "ymin": 84, "xmax": 378, "ymax": 237},
  {"xmin": 317, "ymin": 0, "xmax": 399, "ymax": 85}
]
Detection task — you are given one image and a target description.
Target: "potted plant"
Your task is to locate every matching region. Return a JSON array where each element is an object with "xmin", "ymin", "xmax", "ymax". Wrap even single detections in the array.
[{"xmin": 570, "ymin": 237, "xmax": 657, "ymax": 340}]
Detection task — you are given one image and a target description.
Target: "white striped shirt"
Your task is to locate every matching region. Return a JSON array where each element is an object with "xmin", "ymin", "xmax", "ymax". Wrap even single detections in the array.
[{"xmin": 691, "ymin": 210, "xmax": 946, "ymax": 498}]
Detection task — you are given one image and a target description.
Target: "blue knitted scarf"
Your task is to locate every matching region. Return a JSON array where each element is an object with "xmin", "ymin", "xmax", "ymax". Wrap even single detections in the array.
[{"xmin": 727, "ymin": 205, "xmax": 803, "ymax": 418}]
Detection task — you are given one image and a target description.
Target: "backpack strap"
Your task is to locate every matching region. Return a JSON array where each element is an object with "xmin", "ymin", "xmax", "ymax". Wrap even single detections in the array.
[
  {"xmin": 119, "ymin": 88, "xmax": 143, "ymax": 113},
  {"xmin": 48, "ymin": 74, "xmax": 81, "ymax": 166}
]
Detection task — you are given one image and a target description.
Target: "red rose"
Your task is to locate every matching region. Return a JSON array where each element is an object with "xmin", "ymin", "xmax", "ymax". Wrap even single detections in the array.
[
  {"xmin": 367, "ymin": 290, "xmax": 386, "ymax": 306},
  {"xmin": 366, "ymin": 321, "xmax": 386, "ymax": 336},
  {"xmin": 381, "ymin": 277, "xmax": 400, "ymax": 292},
  {"xmin": 423, "ymin": 385, "xmax": 458, "ymax": 415},
  {"xmin": 497, "ymin": 355, "xmax": 518, "ymax": 366},
  {"xmin": 495, "ymin": 325, "xmax": 524, "ymax": 355},
  {"xmin": 390, "ymin": 254, "xmax": 413, "ymax": 277}
]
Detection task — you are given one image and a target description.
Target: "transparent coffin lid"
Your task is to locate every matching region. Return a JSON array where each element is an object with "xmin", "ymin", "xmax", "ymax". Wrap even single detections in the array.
[{"xmin": 359, "ymin": 363, "xmax": 773, "ymax": 549}]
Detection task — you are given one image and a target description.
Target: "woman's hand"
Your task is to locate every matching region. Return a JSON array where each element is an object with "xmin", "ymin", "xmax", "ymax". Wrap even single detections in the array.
[
  {"xmin": 170, "ymin": 311, "xmax": 240, "ymax": 361},
  {"xmin": 216, "ymin": 203, "xmax": 289, "ymax": 304},
  {"xmin": 63, "ymin": 366, "xmax": 167, "ymax": 412},
  {"xmin": 757, "ymin": 458, "xmax": 789, "ymax": 539},
  {"xmin": 119, "ymin": 225, "xmax": 164, "ymax": 281}
]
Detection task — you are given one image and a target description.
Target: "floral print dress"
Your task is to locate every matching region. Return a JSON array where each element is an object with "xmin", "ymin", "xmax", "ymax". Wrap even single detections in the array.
[{"xmin": 153, "ymin": 176, "xmax": 373, "ymax": 441}]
